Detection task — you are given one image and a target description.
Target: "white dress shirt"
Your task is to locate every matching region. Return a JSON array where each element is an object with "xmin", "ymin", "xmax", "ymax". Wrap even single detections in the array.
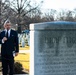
[{"xmin": 5, "ymin": 29, "xmax": 11, "ymax": 37}]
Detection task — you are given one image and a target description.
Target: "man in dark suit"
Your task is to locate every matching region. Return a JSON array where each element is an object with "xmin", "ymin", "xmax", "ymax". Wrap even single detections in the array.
[{"xmin": 0, "ymin": 20, "xmax": 19, "ymax": 75}]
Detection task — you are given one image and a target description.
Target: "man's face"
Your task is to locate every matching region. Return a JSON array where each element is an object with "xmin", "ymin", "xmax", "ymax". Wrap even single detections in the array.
[{"xmin": 4, "ymin": 23, "xmax": 11, "ymax": 30}]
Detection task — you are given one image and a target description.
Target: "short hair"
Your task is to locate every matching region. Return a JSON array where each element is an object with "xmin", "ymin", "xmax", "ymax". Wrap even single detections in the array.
[{"xmin": 4, "ymin": 19, "xmax": 11, "ymax": 26}]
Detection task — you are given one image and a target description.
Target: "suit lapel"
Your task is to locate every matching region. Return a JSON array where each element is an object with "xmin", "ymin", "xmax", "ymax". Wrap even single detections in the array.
[{"xmin": 10, "ymin": 29, "xmax": 13, "ymax": 37}]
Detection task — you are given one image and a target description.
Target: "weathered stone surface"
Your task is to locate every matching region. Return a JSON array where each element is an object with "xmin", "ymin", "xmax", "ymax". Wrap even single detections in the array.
[{"xmin": 30, "ymin": 21, "xmax": 76, "ymax": 75}]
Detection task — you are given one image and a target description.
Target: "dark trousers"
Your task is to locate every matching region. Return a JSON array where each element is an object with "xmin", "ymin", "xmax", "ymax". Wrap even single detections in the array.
[{"xmin": 1, "ymin": 55, "xmax": 14, "ymax": 75}]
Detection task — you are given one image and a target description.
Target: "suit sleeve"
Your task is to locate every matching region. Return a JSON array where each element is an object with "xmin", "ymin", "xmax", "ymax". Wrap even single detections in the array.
[
  {"xmin": 15, "ymin": 31, "xmax": 19, "ymax": 53},
  {"xmin": 0, "ymin": 32, "xmax": 2, "ymax": 44}
]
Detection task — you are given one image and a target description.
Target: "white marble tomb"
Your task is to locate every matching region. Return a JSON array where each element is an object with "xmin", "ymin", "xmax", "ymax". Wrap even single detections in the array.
[{"xmin": 30, "ymin": 21, "xmax": 76, "ymax": 75}]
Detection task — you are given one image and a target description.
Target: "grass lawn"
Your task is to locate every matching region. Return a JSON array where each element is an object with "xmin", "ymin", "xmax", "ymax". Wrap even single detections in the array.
[
  {"xmin": 18, "ymin": 45, "xmax": 30, "ymax": 71},
  {"xmin": 19, "ymin": 45, "xmax": 30, "ymax": 50},
  {"xmin": 14, "ymin": 53, "xmax": 30, "ymax": 72},
  {"xmin": 0, "ymin": 53, "xmax": 30, "ymax": 72}
]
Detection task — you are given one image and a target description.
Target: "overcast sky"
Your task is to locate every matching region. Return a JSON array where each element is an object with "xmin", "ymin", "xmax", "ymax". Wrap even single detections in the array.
[
  {"xmin": 34, "ymin": 0, "xmax": 76, "ymax": 11},
  {"xmin": 2, "ymin": 0, "xmax": 76, "ymax": 12},
  {"xmin": 43, "ymin": 0, "xmax": 76, "ymax": 9}
]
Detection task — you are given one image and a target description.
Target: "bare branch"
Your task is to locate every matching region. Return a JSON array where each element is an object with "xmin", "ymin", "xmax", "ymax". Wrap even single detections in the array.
[
  {"xmin": 17, "ymin": 0, "xmax": 19, "ymax": 9},
  {"xmin": 22, "ymin": 6, "xmax": 39, "ymax": 16},
  {"xmin": 22, "ymin": 0, "xmax": 28, "ymax": 8}
]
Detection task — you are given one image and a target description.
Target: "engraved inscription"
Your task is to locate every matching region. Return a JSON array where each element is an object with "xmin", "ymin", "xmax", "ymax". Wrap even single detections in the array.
[{"xmin": 35, "ymin": 30, "xmax": 76, "ymax": 75}]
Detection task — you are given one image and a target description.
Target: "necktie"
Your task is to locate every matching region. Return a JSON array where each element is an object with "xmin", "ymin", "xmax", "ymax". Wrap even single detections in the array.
[{"xmin": 6, "ymin": 30, "xmax": 8, "ymax": 38}]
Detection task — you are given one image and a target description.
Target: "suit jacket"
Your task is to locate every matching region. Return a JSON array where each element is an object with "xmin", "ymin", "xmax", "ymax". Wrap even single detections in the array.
[{"xmin": 0, "ymin": 29, "xmax": 19, "ymax": 56}]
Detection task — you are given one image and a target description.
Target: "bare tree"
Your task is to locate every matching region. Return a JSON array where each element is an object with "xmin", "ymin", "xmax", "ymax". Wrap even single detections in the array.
[
  {"xmin": 56, "ymin": 9, "xmax": 74, "ymax": 21},
  {"xmin": 9, "ymin": 0, "xmax": 43, "ymax": 33},
  {"xmin": 1, "ymin": 0, "xmax": 16, "ymax": 30},
  {"xmin": 0, "ymin": 0, "xmax": 1, "ymax": 29},
  {"xmin": 42, "ymin": 9, "xmax": 57, "ymax": 22},
  {"xmin": 56, "ymin": 9, "xmax": 67, "ymax": 21},
  {"xmin": 65, "ymin": 10, "xmax": 74, "ymax": 21},
  {"xmin": 73, "ymin": 8, "xmax": 76, "ymax": 21}
]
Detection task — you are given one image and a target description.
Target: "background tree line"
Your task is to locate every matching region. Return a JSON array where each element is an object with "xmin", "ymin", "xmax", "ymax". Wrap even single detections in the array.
[{"xmin": 0, "ymin": 0, "xmax": 76, "ymax": 33}]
